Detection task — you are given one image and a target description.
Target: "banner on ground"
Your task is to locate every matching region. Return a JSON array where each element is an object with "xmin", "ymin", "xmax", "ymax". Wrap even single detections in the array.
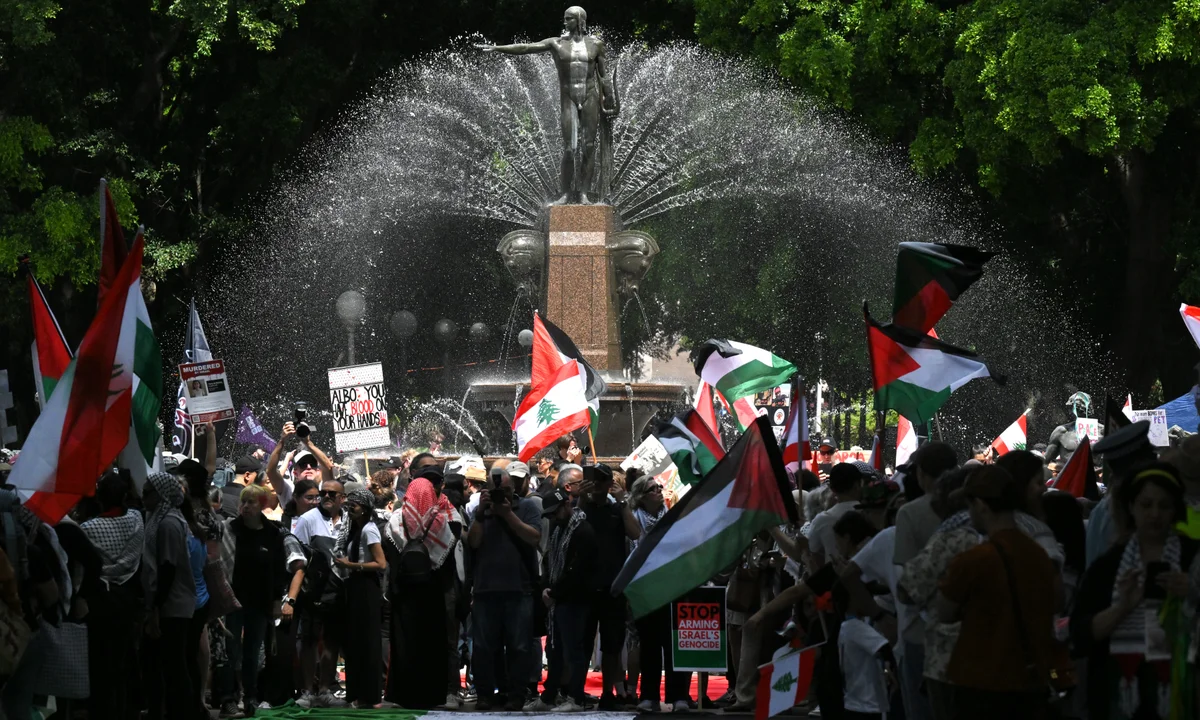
[
  {"xmin": 1130, "ymin": 409, "xmax": 1169, "ymax": 447},
  {"xmin": 328, "ymin": 362, "xmax": 390, "ymax": 453},
  {"xmin": 670, "ymin": 586, "xmax": 726, "ymax": 672},
  {"xmin": 753, "ymin": 383, "xmax": 791, "ymax": 444},
  {"xmin": 179, "ymin": 360, "xmax": 235, "ymax": 424},
  {"xmin": 1074, "ymin": 418, "xmax": 1100, "ymax": 444}
]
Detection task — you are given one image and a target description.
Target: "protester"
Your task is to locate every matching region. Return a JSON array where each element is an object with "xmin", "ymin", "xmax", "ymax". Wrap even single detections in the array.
[
  {"xmin": 280, "ymin": 478, "xmax": 320, "ymax": 532},
  {"xmin": 1087, "ymin": 422, "xmax": 1156, "ymax": 567},
  {"xmin": 82, "ymin": 470, "xmax": 144, "ymax": 720},
  {"xmin": 1162, "ymin": 434, "xmax": 1200, "ymax": 539},
  {"xmin": 385, "ymin": 470, "xmax": 461, "ymax": 709},
  {"xmin": 935, "ymin": 466, "xmax": 1057, "ymax": 720},
  {"xmin": 293, "ymin": 476, "xmax": 347, "ymax": 708},
  {"xmin": 141, "ymin": 471, "xmax": 199, "ymax": 720},
  {"xmin": 467, "ymin": 465, "xmax": 542, "ymax": 711},
  {"xmin": 533, "ymin": 486, "xmax": 596, "ymax": 712},
  {"xmin": 180, "ymin": 498, "xmax": 212, "ymax": 719},
  {"xmin": 335, "ymin": 486, "xmax": 387, "ymax": 709},
  {"xmin": 1071, "ymin": 462, "xmax": 1199, "ymax": 720},
  {"xmin": 220, "ymin": 455, "xmax": 264, "ymax": 516},
  {"xmin": 265, "ymin": 421, "xmax": 335, "ymax": 510},
  {"xmin": 807, "ymin": 462, "xmax": 868, "ymax": 566}
]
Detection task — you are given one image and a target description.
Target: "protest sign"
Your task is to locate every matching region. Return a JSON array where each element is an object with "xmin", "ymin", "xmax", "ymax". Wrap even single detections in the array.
[
  {"xmin": 328, "ymin": 362, "xmax": 390, "ymax": 453},
  {"xmin": 1075, "ymin": 418, "xmax": 1100, "ymax": 443},
  {"xmin": 670, "ymin": 586, "xmax": 726, "ymax": 672},
  {"xmin": 178, "ymin": 360, "xmax": 235, "ymax": 423},
  {"xmin": 622, "ymin": 435, "xmax": 672, "ymax": 476},
  {"xmin": 754, "ymin": 383, "xmax": 792, "ymax": 443},
  {"xmin": 1130, "ymin": 409, "xmax": 1169, "ymax": 447}
]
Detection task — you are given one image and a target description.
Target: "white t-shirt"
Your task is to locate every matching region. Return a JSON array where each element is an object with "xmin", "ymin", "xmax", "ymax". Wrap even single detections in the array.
[
  {"xmin": 839, "ymin": 618, "xmax": 890, "ymax": 714},
  {"xmin": 807, "ymin": 501, "xmax": 859, "ymax": 561},
  {"xmin": 852, "ymin": 527, "xmax": 908, "ymax": 659},
  {"xmin": 352, "ymin": 521, "xmax": 382, "ymax": 563},
  {"xmin": 292, "ymin": 507, "xmax": 342, "ymax": 545}
]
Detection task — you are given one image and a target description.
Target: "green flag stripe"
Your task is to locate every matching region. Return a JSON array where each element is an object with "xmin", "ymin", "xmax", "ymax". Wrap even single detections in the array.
[
  {"xmin": 132, "ymin": 319, "xmax": 162, "ymax": 463},
  {"xmin": 134, "ymin": 320, "xmax": 162, "ymax": 401},
  {"xmin": 713, "ymin": 361, "xmax": 795, "ymax": 402},
  {"xmin": 132, "ymin": 383, "xmax": 161, "ymax": 463},
  {"xmin": 624, "ymin": 509, "xmax": 784, "ymax": 618},
  {"xmin": 42, "ymin": 376, "xmax": 59, "ymax": 402},
  {"xmin": 875, "ymin": 380, "xmax": 950, "ymax": 426}
]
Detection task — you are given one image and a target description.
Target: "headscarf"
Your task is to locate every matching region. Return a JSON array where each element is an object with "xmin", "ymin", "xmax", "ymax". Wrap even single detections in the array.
[
  {"xmin": 81, "ymin": 508, "xmax": 144, "ymax": 587},
  {"xmin": 143, "ymin": 471, "xmax": 186, "ymax": 571},
  {"xmin": 333, "ymin": 487, "xmax": 377, "ymax": 560},
  {"xmin": 386, "ymin": 478, "xmax": 458, "ymax": 570}
]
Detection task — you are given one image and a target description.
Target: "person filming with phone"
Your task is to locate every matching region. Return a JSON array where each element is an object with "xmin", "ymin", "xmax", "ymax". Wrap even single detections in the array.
[
  {"xmin": 1071, "ymin": 462, "xmax": 1199, "ymax": 720},
  {"xmin": 265, "ymin": 402, "xmax": 335, "ymax": 512},
  {"xmin": 466, "ymin": 465, "xmax": 542, "ymax": 711}
]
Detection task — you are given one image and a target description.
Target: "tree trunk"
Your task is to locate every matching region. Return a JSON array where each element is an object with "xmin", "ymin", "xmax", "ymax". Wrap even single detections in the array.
[{"xmin": 1115, "ymin": 149, "xmax": 1173, "ymax": 393}]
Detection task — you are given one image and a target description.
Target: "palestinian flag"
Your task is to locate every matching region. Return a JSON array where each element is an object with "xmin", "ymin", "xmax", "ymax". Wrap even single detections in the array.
[
  {"xmin": 1122, "ymin": 394, "xmax": 1134, "ymax": 421},
  {"xmin": 98, "ymin": 178, "xmax": 129, "ymax": 309},
  {"xmin": 25, "ymin": 267, "xmax": 72, "ymax": 409},
  {"xmin": 613, "ymin": 417, "xmax": 798, "ymax": 618},
  {"xmin": 895, "ymin": 415, "xmax": 917, "ymax": 466},
  {"xmin": 892, "ymin": 242, "xmax": 994, "ymax": 333},
  {"xmin": 866, "ymin": 306, "xmax": 1003, "ymax": 425},
  {"xmin": 717, "ymin": 392, "xmax": 760, "ymax": 432},
  {"xmin": 692, "ymin": 339, "xmax": 797, "ymax": 407},
  {"xmin": 1053, "ymin": 436, "xmax": 1100, "ymax": 500},
  {"xmin": 693, "ymin": 380, "xmax": 724, "ymax": 449},
  {"xmin": 532, "ymin": 313, "xmax": 605, "ymax": 432},
  {"xmin": 513, "ymin": 360, "xmax": 591, "ymax": 462},
  {"xmin": 755, "ymin": 645, "xmax": 819, "ymax": 720},
  {"xmin": 990, "ymin": 409, "xmax": 1029, "ymax": 457},
  {"xmin": 11, "ymin": 236, "xmax": 159, "ymax": 522},
  {"xmin": 653, "ymin": 410, "xmax": 725, "ymax": 486}
]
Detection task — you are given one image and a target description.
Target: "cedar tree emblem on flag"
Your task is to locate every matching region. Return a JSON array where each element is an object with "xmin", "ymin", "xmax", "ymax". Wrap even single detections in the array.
[
  {"xmin": 537, "ymin": 399, "xmax": 559, "ymax": 427},
  {"xmin": 772, "ymin": 673, "xmax": 797, "ymax": 693}
]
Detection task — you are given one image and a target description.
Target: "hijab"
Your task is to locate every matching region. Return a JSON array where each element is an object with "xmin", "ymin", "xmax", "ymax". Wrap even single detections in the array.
[{"xmin": 143, "ymin": 471, "xmax": 186, "ymax": 570}]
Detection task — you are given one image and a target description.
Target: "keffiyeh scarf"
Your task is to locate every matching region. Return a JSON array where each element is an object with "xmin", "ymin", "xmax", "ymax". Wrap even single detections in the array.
[
  {"xmin": 81, "ymin": 508, "xmax": 144, "ymax": 586},
  {"xmin": 385, "ymin": 479, "xmax": 458, "ymax": 570},
  {"xmin": 334, "ymin": 487, "xmax": 378, "ymax": 561},
  {"xmin": 143, "ymin": 471, "xmax": 187, "ymax": 572}
]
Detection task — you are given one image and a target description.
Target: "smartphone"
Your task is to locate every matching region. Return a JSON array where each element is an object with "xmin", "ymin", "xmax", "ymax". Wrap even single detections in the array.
[{"xmin": 1145, "ymin": 561, "xmax": 1169, "ymax": 600}]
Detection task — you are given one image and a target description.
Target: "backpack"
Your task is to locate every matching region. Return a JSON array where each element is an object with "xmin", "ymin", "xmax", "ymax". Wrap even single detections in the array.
[
  {"xmin": 297, "ymin": 535, "xmax": 343, "ymax": 614},
  {"xmin": 395, "ymin": 515, "xmax": 437, "ymax": 585}
]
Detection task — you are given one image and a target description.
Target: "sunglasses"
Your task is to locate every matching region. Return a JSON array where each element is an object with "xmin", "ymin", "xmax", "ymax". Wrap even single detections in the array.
[{"xmin": 319, "ymin": 490, "xmax": 344, "ymax": 498}]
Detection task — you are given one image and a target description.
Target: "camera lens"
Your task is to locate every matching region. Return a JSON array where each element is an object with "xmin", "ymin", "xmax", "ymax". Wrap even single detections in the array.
[{"xmin": 296, "ymin": 421, "xmax": 310, "ymax": 438}]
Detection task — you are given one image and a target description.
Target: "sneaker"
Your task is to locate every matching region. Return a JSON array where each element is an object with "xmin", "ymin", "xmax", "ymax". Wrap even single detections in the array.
[
  {"xmin": 296, "ymin": 692, "xmax": 316, "ymax": 709},
  {"xmin": 242, "ymin": 700, "xmax": 257, "ymax": 717},
  {"xmin": 316, "ymin": 691, "xmax": 349, "ymax": 708},
  {"xmin": 712, "ymin": 690, "xmax": 736, "ymax": 707},
  {"xmin": 552, "ymin": 698, "xmax": 585, "ymax": 712},
  {"xmin": 638, "ymin": 699, "xmax": 658, "ymax": 712},
  {"xmin": 598, "ymin": 694, "xmax": 622, "ymax": 711},
  {"xmin": 442, "ymin": 693, "xmax": 462, "ymax": 710},
  {"xmin": 524, "ymin": 697, "xmax": 554, "ymax": 712},
  {"xmin": 218, "ymin": 701, "xmax": 240, "ymax": 718},
  {"xmin": 673, "ymin": 699, "xmax": 690, "ymax": 712},
  {"xmin": 722, "ymin": 699, "xmax": 754, "ymax": 713}
]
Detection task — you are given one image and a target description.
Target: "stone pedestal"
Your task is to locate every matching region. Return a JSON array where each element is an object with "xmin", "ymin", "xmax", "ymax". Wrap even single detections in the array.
[{"xmin": 545, "ymin": 204, "xmax": 622, "ymax": 370}]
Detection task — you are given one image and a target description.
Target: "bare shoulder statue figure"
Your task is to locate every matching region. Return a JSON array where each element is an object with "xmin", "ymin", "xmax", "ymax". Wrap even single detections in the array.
[{"xmin": 476, "ymin": 6, "xmax": 618, "ymax": 205}]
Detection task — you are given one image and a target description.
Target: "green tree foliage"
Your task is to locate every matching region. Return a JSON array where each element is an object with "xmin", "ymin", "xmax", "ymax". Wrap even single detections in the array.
[{"xmin": 691, "ymin": 0, "xmax": 1200, "ymax": 393}]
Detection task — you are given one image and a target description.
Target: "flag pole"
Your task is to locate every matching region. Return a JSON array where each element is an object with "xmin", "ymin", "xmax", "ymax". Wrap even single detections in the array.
[
  {"xmin": 364, "ymin": 451, "xmax": 370, "ymax": 478},
  {"xmin": 586, "ymin": 424, "xmax": 598, "ymax": 465}
]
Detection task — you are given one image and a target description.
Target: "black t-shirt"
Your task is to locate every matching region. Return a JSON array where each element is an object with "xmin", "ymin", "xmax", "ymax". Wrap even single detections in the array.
[
  {"xmin": 581, "ymin": 498, "xmax": 627, "ymax": 590},
  {"xmin": 231, "ymin": 521, "xmax": 276, "ymax": 611}
]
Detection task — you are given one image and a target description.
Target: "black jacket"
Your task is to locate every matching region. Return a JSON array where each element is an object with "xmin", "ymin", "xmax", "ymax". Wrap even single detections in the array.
[{"xmin": 548, "ymin": 519, "xmax": 598, "ymax": 604}]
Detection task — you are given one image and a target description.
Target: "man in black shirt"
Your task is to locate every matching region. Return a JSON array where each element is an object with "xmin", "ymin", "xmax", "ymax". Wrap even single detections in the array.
[{"xmin": 577, "ymin": 464, "xmax": 641, "ymax": 708}]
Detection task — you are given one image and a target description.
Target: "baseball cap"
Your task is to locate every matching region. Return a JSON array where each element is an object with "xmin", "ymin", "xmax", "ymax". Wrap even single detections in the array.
[
  {"xmin": 387, "ymin": 456, "xmax": 404, "ymax": 469},
  {"xmin": 506, "ymin": 461, "xmax": 530, "ymax": 479},
  {"xmin": 235, "ymin": 456, "xmax": 262, "ymax": 475},
  {"xmin": 292, "ymin": 450, "xmax": 319, "ymax": 468},
  {"xmin": 540, "ymin": 486, "xmax": 570, "ymax": 516}
]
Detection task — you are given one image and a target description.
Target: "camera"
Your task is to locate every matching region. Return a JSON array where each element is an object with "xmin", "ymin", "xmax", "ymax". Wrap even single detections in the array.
[{"xmin": 294, "ymin": 402, "xmax": 311, "ymax": 439}]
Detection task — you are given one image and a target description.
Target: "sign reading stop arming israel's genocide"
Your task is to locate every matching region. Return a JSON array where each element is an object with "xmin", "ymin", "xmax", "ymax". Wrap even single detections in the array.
[
  {"xmin": 328, "ymin": 363, "xmax": 389, "ymax": 454},
  {"xmin": 670, "ymin": 586, "xmax": 727, "ymax": 672}
]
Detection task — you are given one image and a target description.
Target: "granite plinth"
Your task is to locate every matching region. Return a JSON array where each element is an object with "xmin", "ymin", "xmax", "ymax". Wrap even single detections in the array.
[{"xmin": 546, "ymin": 204, "xmax": 621, "ymax": 370}]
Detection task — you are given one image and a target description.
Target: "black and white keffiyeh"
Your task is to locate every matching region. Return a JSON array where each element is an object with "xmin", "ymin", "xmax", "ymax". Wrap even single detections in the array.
[{"xmin": 81, "ymin": 508, "xmax": 144, "ymax": 586}]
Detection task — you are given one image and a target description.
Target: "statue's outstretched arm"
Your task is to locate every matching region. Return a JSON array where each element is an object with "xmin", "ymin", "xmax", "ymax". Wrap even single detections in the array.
[{"xmin": 476, "ymin": 38, "xmax": 555, "ymax": 55}]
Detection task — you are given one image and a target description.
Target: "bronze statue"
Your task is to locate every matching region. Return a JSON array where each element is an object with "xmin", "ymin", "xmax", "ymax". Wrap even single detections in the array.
[
  {"xmin": 476, "ymin": 6, "xmax": 619, "ymax": 204},
  {"xmin": 1045, "ymin": 391, "xmax": 1104, "ymax": 464}
]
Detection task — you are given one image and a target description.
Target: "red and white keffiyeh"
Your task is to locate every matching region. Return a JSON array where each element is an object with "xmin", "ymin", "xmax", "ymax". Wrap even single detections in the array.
[{"xmin": 388, "ymin": 478, "xmax": 458, "ymax": 569}]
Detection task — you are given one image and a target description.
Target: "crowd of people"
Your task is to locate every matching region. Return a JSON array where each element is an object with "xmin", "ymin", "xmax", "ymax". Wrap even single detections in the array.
[{"xmin": 0, "ymin": 417, "xmax": 1198, "ymax": 720}]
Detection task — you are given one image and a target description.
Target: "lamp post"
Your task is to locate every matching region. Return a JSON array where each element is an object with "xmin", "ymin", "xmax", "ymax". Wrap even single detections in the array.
[
  {"xmin": 335, "ymin": 290, "xmax": 367, "ymax": 365},
  {"xmin": 517, "ymin": 328, "xmax": 534, "ymax": 375},
  {"xmin": 434, "ymin": 319, "xmax": 458, "ymax": 396},
  {"xmin": 469, "ymin": 322, "xmax": 490, "ymax": 365},
  {"xmin": 390, "ymin": 310, "xmax": 417, "ymax": 391}
]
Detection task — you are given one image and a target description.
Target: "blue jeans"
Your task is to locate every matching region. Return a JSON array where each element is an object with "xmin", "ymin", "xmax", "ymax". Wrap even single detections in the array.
[
  {"xmin": 472, "ymin": 593, "xmax": 533, "ymax": 703},
  {"xmin": 901, "ymin": 641, "xmax": 932, "ymax": 720},
  {"xmin": 221, "ymin": 607, "xmax": 270, "ymax": 704},
  {"xmin": 543, "ymin": 602, "xmax": 589, "ymax": 703}
]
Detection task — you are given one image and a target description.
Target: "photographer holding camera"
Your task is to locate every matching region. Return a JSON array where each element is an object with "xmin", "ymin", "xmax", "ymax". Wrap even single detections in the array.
[
  {"xmin": 266, "ymin": 403, "xmax": 335, "ymax": 510},
  {"xmin": 466, "ymin": 465, "xmax": 542, "ymax": 711}
]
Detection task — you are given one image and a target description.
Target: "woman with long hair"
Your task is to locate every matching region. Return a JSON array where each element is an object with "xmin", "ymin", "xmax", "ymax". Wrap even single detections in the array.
[
  {"xmin": 384, "ymin": 472, "xmax": 461, "ymax": 709},
  {"xmin": 335, "ymin": 487, "xmax": 388, "ymax": 708},
  {"xmin": 280, "ymin": 478, "xmax": 320, "ymax": 533},
  {"xmin": 1071, "ymin": 463, "xmax": 1200, "ymax": 720}
]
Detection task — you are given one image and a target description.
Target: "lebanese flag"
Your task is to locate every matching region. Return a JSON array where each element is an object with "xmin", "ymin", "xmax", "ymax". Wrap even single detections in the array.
[
  {"xmin": 754, "ymin": 644, "xmax": 819, "ymax": 720},
  {"xmin": 866, "ymin": 305, "xmax": 1003, "ymax": 424},
  {"xmin": 892, "ymin": 242, "xmax": 994, "ymax": 333},
  {"xmin": 694, "ymin": 380, "xmax": 724, "ymax": 449},
  {"xmin": 532, "ymin": 312, "xmax": 604, "ymax": 433},
  {"xmin": 26, "ymin": 272, "xmax": 73, "ymax": 409},
  {"xmin": 1053, "ymin": 436, "xmax": 1100, "ymax": 500},
  {"xmin": 782, "ymin": 386, "xmax": 810, "ymax": 475},
  {"xmin": 97, "ymin": 178, "xmax": 129, "ymax": 308},
  {"xmin": 895, "ymin": 415, "xmax": 917, "ymax": 466},
  {"xmin": 10, "ymin": 237, "xmax": 148, "ymax": 522},
  {"xmin": 990, "ymin": 409, "xmax": 1030, "ymax": 456},
  {"xmin": 512, "ymin": 360, "xmax": 591, "ymax": 462},
  {"xmin": 613, "ymin": 417, "xmax": 798, "ymax": 618},
  {"xmin": 867, "ymin": 432, "xmax": 884, "ymax": 472}
]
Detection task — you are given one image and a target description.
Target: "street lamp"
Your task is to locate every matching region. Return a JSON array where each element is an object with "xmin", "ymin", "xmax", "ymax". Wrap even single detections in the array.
[
  {"xmin": 434, "ymin": 319, "xmax": 458, "ymax": 395},
  {"xmin": 517, "ymin": 328, "xmax": 534, "ymax": 374},
  {"xmin": 335, "ymin": 290, "xmax": 367, "ymax": 365},
  {"xmin": 390, "ymin": 310, "xmax": 418, "ymax": 390}
]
